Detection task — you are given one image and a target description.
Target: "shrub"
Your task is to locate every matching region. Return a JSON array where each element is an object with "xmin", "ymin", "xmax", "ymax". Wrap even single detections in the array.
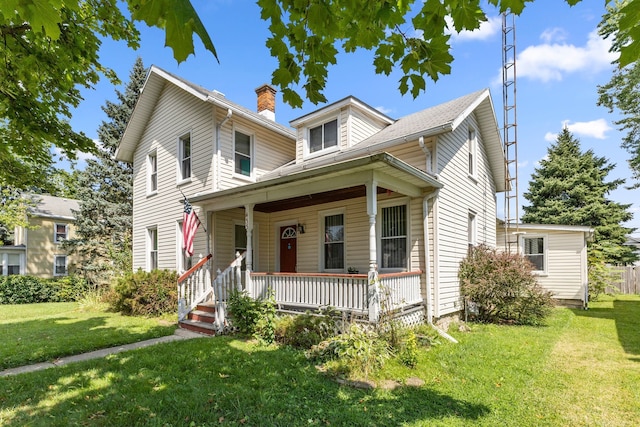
[
  {"xmin": 106, "ymin": 269, "xmax": 178, "ymax": 316},
  {"xmin": 253, "ymin": 292, "xmax": 277, "ymax": 345},
  {"xmin": 275, "ymin": 308, "xmax": 338, "ymax": 349},
  {"xmin": 0, "ymin": 275, "xmax": 90, "ymax": 304},
  {"xmin": 398, "ymin": 329, "xmax": 419, "ymax": 368},
  {"xmin": 459, "ymin": 245, "xmax": 554, "ymax": 325},
  {"xmin": 227, "ymin": 290, "xmax": 278, "ymax": 342}
]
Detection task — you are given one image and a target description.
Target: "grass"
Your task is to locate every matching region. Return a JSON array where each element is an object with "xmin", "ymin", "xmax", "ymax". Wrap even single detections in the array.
[
  {"xmin": 0, "ymin": 302, "xmax": 177, "ymax": 370},
  {"xmin": 0, "ymin": 296, "xmax": 638, "ymax": 426}
]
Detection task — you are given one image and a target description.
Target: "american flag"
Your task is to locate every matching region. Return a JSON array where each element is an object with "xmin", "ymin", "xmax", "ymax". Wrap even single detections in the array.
[{"xmin": 183, "ymin": 198, "xmax": 201, "ymax": 257}]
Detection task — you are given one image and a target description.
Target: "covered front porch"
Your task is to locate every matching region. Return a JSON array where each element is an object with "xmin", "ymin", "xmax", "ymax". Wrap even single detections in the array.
[{"xmin": 179, "ymin": 153, "xmax": 441, "ymax": 329}]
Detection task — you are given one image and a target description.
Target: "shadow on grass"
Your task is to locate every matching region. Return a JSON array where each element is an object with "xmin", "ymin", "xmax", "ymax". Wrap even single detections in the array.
[
  {"xmin": 1, "ymin": 315, "xmax": 174, "ymax": 370},
  {"xmin": 574, "ymin": 297, "xmax": 640, "ymax": 361},
  {"xmin": 0, "ymin": 337, "xmax": 490, "ymax": 426}
]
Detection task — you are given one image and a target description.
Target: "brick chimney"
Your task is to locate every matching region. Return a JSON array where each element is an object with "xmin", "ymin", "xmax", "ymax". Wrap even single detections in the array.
[{"xmin": 255, "ymin": 84, "xmax": 276, "ymax": 121}]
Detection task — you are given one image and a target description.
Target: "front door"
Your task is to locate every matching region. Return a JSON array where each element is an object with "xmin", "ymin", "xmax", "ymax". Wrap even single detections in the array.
[{"xmin": 279, "ymin": 225, "xmax": 297, "ymax": 272}]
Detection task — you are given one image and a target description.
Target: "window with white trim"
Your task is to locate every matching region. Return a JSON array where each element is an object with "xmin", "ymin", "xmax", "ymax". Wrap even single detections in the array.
[
  {"xmin": 468, "ymin": 128, "xmax": 477, "ymax": 177},
  {"xmin": 323, "ymin": 213, "xmax": 344, "ymax": 270},
  {"xmin": 148, "ymin": 227, "xmax": 158, "ymax": 271},
  {"xmin": 380, "ymin": 204, "xmax": 407, "ymax": 269},
  {"xmin": 1, "ymin": 253, "xmax": 23, "ymax": 276},
  {"xmin": 54, "ymin": 255, "xmax": 67, "ymax": 276},
  {"xmin": 54, "ymin": 223, "xmax": 68, "ymax": 244},
  {"xmin": 523, "ymin": 236, "xmax": 545, "ymax": 272},
  {"xmin": 178, "ymin": 133, "xmax": 191, "ymax": 181},
  {"xmin": 468, "ymin": 211, "xmax": 477, "ymax": 248},
  {"xmin": 148, "ymin": 150, "xmax": 158, "ymax": 194},
  {"xmin": 309, "ymin": 118, "xmax": 338, "ymax": 154},
  {"xmin": 234, "ymin": 130, "xmax": 253, "ymax": 178},
  {"xmin": 234, "ymin": 223, "xmax": 247, "ymax": 270}
]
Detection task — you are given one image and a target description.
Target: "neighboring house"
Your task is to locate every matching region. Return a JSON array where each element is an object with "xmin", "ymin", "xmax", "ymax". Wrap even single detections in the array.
[
  {"xmin": 117, "ymin": 65, "xmax": 586, "ymax": 332},
  {"xmin": 497, "ymin": 223, "xmax": 594, "ymax": 308},
  {"xmin": 624, "ymin": 236, "xmax": 640, "ymax": 265},
  {"xmin": 0, "ymin": 195, "xmax": 80, "ymax": 278}
]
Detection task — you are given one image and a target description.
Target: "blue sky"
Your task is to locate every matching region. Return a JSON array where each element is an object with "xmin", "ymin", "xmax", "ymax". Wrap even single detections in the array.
[{"xmin": 66, "ymin": 0, "xmax": 639, "ymax": 234}]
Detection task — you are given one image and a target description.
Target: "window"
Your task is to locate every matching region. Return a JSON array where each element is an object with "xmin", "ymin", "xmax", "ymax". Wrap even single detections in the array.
[
  {"xmin": 468, "ymin": 211, "xmax": 477, "ymax": 249},
  {"xmin": 468, "ymin": 128, "xmax": 477, "ymax": 176},
  {"xmin": 148, "ymin": 151, "xmax": 158, "ymax": 193},
  {"xmin": 1, "ymin": 253, "xmax": 22, "ymax": 276},
  {"xmin": 309, "ymin": 119, "xmax": 338, "ymax": 153},
  {"xmin": 54, "ymin": 223, "xmax": 68, "ymax": 244},
  {"xmin": 234, "ymin": 130, "xmax": 252, "ymax": 177},
  {"xmin": 148, "ymin": 227, "xmax": 158, "ymax": 271},
  {"xmin": 234, "ymin": 224, "xmax": 247, "ymax": 270},
  {"xmin": 381, "ymin": 205, "xmax": 407, "ymax": 269},
  {"xmin": 178, "ymin": 133, "xmax": 191, "ymax": 181},
  {"xmin": 54, "ymin": 255, "xmax": 67, "ymax": 276},
  {"xmin": 177, "ymin": 221, "xmax": 192, "ymax": 272},
  {"xmin": 323, "ymin": 213, "xmax": 344, "ymax": 270},
  {"xmin": 523, "ymin": 237, "xmax": 545, "ymax": 272}
]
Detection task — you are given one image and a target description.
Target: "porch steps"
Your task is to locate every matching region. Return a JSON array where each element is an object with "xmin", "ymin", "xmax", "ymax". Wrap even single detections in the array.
[{"xmin": 178, "ymin": 302, "xmax": 217, "ymax": 336}]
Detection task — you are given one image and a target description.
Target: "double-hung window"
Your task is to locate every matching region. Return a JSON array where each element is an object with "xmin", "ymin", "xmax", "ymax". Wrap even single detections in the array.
[
  {"xmin": 523, "ymin": 236, "xmax": 545, "ymax": 272},
  {"xmin": 234, "ymin": 223, "xmax": 248, "ymax": 270},
  {"xmin": 148, "ymin": 151, "xmax": 158, "ymax": 194},
  {"xmin": 54, "ymin": 255, "xmax": 67, "ymax": 276},
  {"xmin": 309, "ymin": 119, "xmax": 338, "ymax": 154},
  {"xmin": 1, "ymin": 253, "xmax": 22, "ymax": 276},
  {"xmin": 148, "ymin": 227, "xmax": 158, "ymax": 271},
  {"xmin": 323, "ymin": 213, "xmax": 344, "ymax": 270},
  {"xmin": 381, "ymin": 204, "xmax": 407, "ymax": 269},
  {"xmin": 468, "ymin": 211, "xmax": 477, "ymax": 249},
  {"xmin": 234, "ymin": 130, "xmax": 253, "ymax": 178},
  {"xmin": 178, "ymin": 133, "xmax": 191, "ymax": 181},
  {"xmin": 54, "ymin": 223, "xmax": 68, "ymax": 244}
]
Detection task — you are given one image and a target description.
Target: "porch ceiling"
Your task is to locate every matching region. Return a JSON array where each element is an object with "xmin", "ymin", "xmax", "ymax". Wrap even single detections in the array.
[{"xmin": 255, "ymin": 185, "xmax": 387, "ymax": 213}]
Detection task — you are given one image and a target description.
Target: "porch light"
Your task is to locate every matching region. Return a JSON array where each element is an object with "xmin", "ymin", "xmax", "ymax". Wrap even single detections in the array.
[{"xmin": 298, "ymin": 224, "xmax": 305, "ymax": 234}]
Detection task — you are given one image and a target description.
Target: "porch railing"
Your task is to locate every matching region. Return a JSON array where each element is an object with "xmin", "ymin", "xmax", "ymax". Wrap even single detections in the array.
[
  {"xmin": 177, "ymin": 254, "xmax": 213, "ymax": 321},
  {"xmin": 379, "ymin": 271, "xmax": 423, "ymax": 310},
  {"xmin": 211, "ymin": 252, "xmax": 246, "ymax": 330}
]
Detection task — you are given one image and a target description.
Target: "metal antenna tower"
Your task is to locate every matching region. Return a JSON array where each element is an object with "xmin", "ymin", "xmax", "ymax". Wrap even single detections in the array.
[{"xmin": 502, "ymin": 12, "xmax": 519, "ymax": 253}]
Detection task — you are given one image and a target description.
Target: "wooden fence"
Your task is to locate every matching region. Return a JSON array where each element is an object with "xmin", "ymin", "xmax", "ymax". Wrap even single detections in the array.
[{"xmin": 608, "ymin": 266, "xmax": 640, "ymax": 294}]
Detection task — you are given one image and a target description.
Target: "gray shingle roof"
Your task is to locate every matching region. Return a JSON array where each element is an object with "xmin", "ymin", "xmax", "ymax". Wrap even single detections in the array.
[{"xmin": 29, "ymin": 194, "xmax": 80, "ymax": 220}]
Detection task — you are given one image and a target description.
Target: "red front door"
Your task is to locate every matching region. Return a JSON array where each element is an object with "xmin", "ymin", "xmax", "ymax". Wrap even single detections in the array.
[{"xmin": 280, "ymin": 225, "xmax": 297, "ymax": 272}]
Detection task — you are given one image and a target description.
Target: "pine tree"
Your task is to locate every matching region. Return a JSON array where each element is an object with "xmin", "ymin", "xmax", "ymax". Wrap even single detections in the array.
[
  {"xmin": 522, "ymin": 128, "xmax": 636, "ymax": 265},
  {"xmin": 67, "ymin": 58, "xmax": 147, "ymax": 285}
]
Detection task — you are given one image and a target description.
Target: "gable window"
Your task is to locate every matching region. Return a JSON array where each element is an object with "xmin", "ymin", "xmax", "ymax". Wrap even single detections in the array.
[
  {"xmin": 468, "ymin": 128, "xmax": 477, "ymax": 177},
  {"xmin": 148, "ymin": 227, "xmax": 158, "ymax": 271},
  {"xmin": 148, "ymin": 151, "xmax": 158, "ymax": 194},
  {"xmin": 54, "ymin": 255, "xmax": 67, "ymax": 276},
  {"xmin": 523, "ymin": 236, "xmax": 545, "ymax": 272},
  {"xmin": 323, "ymin": 213, "xmax": 344, "ymax": 270},
  {"xmin": 234, "ymin": 130, "xmax": 253, "ymax": 178},
  {"xmin": 178, "ymin": 133, "xmax": 191, "ymax": 181},
  {"xmin": 54, "ymin": 223, "xmax": 68, "ymax": 244},
  {"xmin": 309, "ymin": 119, "xmax": 338, "ymax": 153},
  {"xmin": 468, "ymin": 211, "xmax": 477, "ymax": 249}
]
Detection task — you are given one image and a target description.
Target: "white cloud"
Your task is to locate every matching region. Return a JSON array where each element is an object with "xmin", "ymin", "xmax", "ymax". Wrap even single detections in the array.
[
  {"xmin": 516, "ymin": 29, "xmax": 617, "ymax": 82},
  {"xmin": 539, "ymin": 27, "xmax": 568, "ymax": 44},
  {"xmin": 545, "ymin": 119, "xmax": 612, "ymax": 142},
  {"xmin": 375, "ymin": 106, "xmax": 393, "ymax": 115},
  {"xmin": 448, "ymin": 16, "xmax": 501, "ymax": 43}
]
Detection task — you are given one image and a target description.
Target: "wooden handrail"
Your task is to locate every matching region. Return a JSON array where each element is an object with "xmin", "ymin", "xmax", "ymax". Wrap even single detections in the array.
[{"xmin": 178, "ymin": 253, "xmax": 212, "ymax": 283}]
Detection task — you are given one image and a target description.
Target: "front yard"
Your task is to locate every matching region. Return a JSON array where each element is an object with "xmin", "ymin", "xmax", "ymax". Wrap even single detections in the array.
[{"xmin": 0, "ymin": 296, "xmax": 638, "ymax": 426}]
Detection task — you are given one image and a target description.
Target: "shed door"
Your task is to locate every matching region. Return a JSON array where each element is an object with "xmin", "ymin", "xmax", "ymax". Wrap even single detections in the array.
[{"xmin": 279, "ymin": 226, "xmax": 297, "ymax": 272}]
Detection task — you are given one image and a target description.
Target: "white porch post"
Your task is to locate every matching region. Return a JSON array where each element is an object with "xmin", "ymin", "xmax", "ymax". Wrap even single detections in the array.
[
  {"xmin": 244, "ymin": 204, "xmax": 254, "ymax": 296},
  {"xmin": 366, "ymin": 180, "xmax": 380, "ymax": 322}
]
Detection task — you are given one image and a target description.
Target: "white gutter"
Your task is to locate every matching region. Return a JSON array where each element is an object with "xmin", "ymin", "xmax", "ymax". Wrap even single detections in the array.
[
  {"xmin": 215, "ymin": 108, "xmax": 232, "ymax": 191},
  {"xmin": 423, "ymin": 189, "xmax": 458, "ymax": 343}
]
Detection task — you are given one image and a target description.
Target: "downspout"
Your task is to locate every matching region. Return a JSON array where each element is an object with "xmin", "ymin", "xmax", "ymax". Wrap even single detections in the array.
[
  {"xmin": 215, "ymin": 108, "xmax": 232, "ymax": 191},
  {"xmin": 423, "ymin": 190, "xmax": 458, "ymax": 343}
]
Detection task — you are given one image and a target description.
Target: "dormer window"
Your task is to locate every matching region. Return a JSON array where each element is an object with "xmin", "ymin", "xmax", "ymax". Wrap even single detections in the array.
[{"xmin": 309, "ymin": 119, "xmax": 338, "ymax": 153}]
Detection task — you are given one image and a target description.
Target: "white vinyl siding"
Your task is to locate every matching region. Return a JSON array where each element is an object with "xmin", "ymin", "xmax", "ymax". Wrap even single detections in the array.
[{"xmin": 433, "ymin": 113, "xmax": 497, "ymax": 316}]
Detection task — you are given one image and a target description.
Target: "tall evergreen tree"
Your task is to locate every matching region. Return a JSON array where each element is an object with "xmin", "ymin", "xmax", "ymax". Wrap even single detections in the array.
[
  {"xmin": 66, "ymin": 58, "xmax": 147, "ymax": 284},
  {"xmin": 522, "ymin": 128, "xmax": 636, "ymax": 265}
]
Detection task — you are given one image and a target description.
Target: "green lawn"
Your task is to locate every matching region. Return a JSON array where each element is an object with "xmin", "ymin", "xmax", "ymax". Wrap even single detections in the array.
[
  {"xmin": 0, "ymin": 302, "xmax": 176, "ymax": 370},
  {"xmin": 1, "ymin": 296, "xmax": 638, "ymax": 426}
]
